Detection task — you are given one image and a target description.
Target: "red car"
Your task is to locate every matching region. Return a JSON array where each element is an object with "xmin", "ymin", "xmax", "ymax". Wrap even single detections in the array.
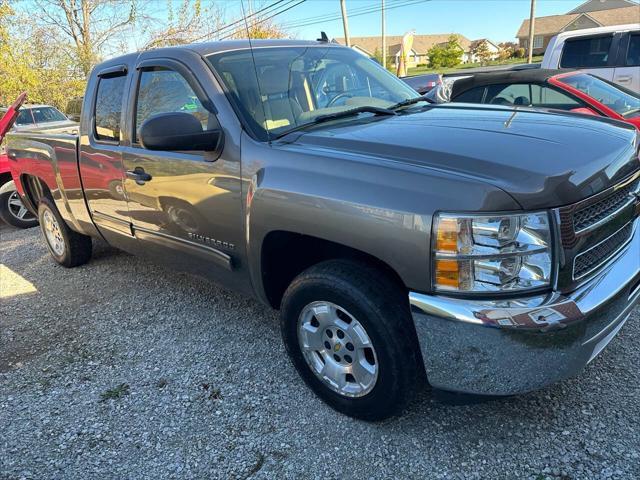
[
  {"xmin": 423, "ymin": 69, "xmax": 640, "ymax": 130},
  {"xmin": 549, "ymin": 71, "xmax": 640, "ymax": 129},
  {"xmin": 0, "ymin": 93, "xmax": 38, "ymax": 228}
]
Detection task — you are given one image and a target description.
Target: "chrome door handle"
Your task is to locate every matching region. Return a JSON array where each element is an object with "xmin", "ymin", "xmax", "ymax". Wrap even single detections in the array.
[
  {"xmin": 615, "ymin": 75, "xmax": 632, "ymax": 82},
  {"xmin": 126, "ymin": 167, "xmax": 152, "ymax": 185}
]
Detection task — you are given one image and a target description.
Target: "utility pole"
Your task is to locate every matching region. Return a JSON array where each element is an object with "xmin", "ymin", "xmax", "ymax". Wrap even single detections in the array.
[
  {"xmin": 340, "ymin": 0, "xmax": 351, "ymax": 47},
  {"xmin": 381, "ymin": 0, "xmax": 386, "ymax": 68},
  {"xmin": 527, "ymin": 0, "xmax": 536, "ymax": 64}
]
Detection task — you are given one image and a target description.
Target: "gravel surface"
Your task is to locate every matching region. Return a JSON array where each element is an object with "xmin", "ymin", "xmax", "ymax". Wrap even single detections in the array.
[{"xmin": 1, "ymin": 223, "xmax": 639, "ymax": 480}]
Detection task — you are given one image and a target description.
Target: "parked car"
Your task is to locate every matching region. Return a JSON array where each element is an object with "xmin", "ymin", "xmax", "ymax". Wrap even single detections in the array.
[
  {"xmin": 440, "ymin": 69, "xmax": 640, "ymax": 129},
  {"xmin": 541, "ymin": 23, "xmax": 640, "ymax": 91},
  {"xmin": 400, "ymin": 73, "xmax": 441, "ymax": 94},
  {"xmin": 6, "ymin": 40, "xmax": 640, "ymax": 420},
  {"xmin": 0, "ymin": 104, "xmax": 79, "ymax": 134},
  {"xmin": 65, "ymin": 96, "xmax": 83, "ymax": 122},
  {"xmin": 0, "ymin": 93, "xmax": 38, "ymax": 228}
]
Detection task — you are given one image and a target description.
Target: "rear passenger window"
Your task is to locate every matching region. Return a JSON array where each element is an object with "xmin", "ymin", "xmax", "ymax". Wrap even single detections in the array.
[
  {"xmin": 134, "ymin": 68, "xmax": 210, "ymax": 143},
  {"xmin": 453, "ymin": 86, "xmax": 485, "ymax": 103},
  {"xmin": 94, "ymin": 75, "xmax": 126, "ymax": 142},
  {"xmin": 560, "ymin": 35, "xmax": 613, "ymax": 68},
  {"xmin": 485, "ymin": 84, "xmax": 532, "ymax": 106},
  {"xmin": 626, "ymin": 34, "xmax": 640, "ymax": 66}
]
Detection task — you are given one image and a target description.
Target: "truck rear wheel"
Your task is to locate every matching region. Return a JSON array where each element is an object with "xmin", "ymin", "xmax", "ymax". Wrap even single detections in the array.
[
  {"xmin": 280, "ymin": 260, "xmax": 421, "ymax": 421},
  {"xmin": 38, "ymin": 197, "xmax": 92, "ymax": 267}
]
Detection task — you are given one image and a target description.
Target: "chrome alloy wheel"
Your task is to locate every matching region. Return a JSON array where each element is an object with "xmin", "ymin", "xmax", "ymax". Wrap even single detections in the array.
[
  {"xmin": 298, "ymin": 301, "xmax": 378, "ymax": 397},
  {"xmin": 42, "ymin": 209, "xmax": 65, "ymax": 256},
  {"xmin": 7, "ymin": 191, "xmax": 34, "ymax": 221}
]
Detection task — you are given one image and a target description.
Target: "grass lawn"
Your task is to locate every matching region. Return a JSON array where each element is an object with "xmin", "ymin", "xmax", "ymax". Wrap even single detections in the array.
[{"xmin": 406, "ymin": 56, "xmax": 544, "ymax": 76}]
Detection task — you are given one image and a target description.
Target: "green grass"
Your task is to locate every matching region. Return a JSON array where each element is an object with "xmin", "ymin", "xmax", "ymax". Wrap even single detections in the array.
[{"xmin": 406, "ymin": 56, "xmax": 544, "ymax": 76}]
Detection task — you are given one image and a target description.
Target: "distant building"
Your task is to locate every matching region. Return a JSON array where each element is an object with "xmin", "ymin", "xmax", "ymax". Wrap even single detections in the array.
[
  {"xmin": 468, "ymin": 39, "xmax": 501, "ymax": 63},
  {"xmin": 516, "ymin": 0, "xmax": 639, "ymax": 55},
  {"xmin": 334, "ymin": 34, "xmax": 483, "ymax": 67}
]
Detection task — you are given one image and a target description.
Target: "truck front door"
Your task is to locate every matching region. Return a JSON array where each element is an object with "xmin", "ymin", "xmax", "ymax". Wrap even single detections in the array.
[
  {"xmin": 80, "ymin": 65, "xmax": 133, "ymax": 249},
  {"xmin": 121, "ymin": 55, "xmax": 246, "ymax": 289}
]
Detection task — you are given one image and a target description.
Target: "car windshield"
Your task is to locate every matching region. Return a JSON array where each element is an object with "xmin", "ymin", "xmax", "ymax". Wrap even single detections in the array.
[
  {"xmin": 558, "ymin": 73, "xmax": 640, "ymax": 118},
  {"xmin": 30, "ymin": 106, "xmax": 68, "ymax": 123},
  {"xmin": 207, "ymin": 46, "xmax": 419, "ymax": 140}
]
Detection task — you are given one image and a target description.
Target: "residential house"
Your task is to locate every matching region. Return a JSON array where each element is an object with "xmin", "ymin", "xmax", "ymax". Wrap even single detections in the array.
[
  {"xmin": 516, "ymin": 0, "xmax": 639, "ymax": 55},
  {"xmin": 334, "ymin": 34, "xmax": 474, "ymax": 67},
  {"xmin": 468, "ymin": 39, "xmax": 501, "ymax": 63}
]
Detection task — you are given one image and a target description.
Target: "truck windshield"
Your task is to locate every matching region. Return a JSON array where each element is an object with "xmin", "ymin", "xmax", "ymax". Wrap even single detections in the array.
[
  {"xmin": 558, "ymin": 73, "xmax": 640, "ymax": 118},
  {"xmin": 207, "ymin": 46, "xmax": 419, "ymax": 140}
]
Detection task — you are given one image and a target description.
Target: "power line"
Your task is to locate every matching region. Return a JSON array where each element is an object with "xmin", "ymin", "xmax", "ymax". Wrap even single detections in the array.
[
  {"xmin": 217, "ymin": 0, "xmax": 307, "ymax": 41},
  {"xmin": 205, "ymin": 0, "xmax": 293, "ymax": 39},
  {"xmin": 279, "ymin": 0, "xmax": 431, "ymax": 30}
]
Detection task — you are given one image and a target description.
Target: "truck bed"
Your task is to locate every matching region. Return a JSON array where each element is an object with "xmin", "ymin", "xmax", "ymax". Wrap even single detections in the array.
[{"xmin": 6, "ymin": 131, "xmax": 97, "ymax": 236}]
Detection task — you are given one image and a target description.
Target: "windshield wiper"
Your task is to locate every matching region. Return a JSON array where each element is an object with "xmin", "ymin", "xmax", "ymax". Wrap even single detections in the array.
[
  {"xmin": 389, "ymin": 95, "xmax": 434, "ymax": 111},
  {"xmin": 274, "ymin": 106, "xmax": 396, "ymax": 140}
]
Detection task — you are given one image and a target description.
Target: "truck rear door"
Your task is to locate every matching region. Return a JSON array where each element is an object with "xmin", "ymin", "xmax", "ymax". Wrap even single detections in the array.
[
  {"xmin": 120, "ymin": 52, "xmax": 245, "ymax": 288},
  {"xmin": 79, "ymin": 65, "xmax": 133, "ymax": 245},
  {"xmin": 558, "ymin": 33, "xmax": 619, "ymax": 82},
  {"xmin": 613, "ymin": 31, "xmax": 640, "ymax": 92}
]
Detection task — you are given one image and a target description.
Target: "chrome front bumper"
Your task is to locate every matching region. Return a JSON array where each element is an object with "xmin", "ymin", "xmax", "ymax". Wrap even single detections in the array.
[{"xmin": 409, "ymin": 217, "xmax": 640, "ymax": 396}]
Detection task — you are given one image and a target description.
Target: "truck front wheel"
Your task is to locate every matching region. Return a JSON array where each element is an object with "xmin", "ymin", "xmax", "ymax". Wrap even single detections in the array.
[
  {"xmin": 38, "ymin": 197, "xmax": 92, "ymax": 267},
  {"xmin": 280, "ymin": 260, "xmax": 421, "ymax": 421}
]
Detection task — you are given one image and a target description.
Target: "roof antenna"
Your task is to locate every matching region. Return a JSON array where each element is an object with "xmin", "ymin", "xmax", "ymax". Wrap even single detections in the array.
[
  {"xmin": 317, "ymin": 31, "xmax": 329, "ymax": 42},
  {"xmin": 240, "ymin": 0, "xmax": 271, "ymax": 142}
]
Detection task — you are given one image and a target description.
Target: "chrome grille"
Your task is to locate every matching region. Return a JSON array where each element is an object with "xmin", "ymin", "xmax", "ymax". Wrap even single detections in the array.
[
  {"xmin": 573, "ymin": 223, "xmax": 634, "ymax": 280},
  {"xmin": 573, "ymin": 179, "xmax": 639, "ymax": 233}
]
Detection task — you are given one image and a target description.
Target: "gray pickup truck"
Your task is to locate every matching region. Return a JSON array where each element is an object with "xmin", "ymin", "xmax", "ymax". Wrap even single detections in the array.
[{"xmin": 6, "ymin": 39, "xmax": 640, "ymax": 420}]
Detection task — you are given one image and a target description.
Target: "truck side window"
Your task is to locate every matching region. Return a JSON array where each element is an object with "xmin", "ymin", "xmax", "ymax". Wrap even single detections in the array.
[
  {"xmin": 134, "ymin": 68, "xmax": 210, "ymax": 143},
  {"xmin": 94, "ymin": 75, "xmax": 126, "ymax": 142},
  {"xmin": 626, "ymin": 34, "xmax": 640, "ymax": 66},
  {"xmin": 560, "ymin": 36, "xmax": 612, "ymax": 68}
]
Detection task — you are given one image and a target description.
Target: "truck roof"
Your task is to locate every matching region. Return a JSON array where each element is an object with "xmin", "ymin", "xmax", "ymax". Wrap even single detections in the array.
[{"xmin": 92, "ymin": 39, "xmax": 341, "ymax": 73}]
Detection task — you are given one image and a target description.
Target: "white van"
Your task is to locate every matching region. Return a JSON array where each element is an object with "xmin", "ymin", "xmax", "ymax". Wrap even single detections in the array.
[{"xmin": 541, "ymin": 24, "xmax": 640, "ymax": 92}]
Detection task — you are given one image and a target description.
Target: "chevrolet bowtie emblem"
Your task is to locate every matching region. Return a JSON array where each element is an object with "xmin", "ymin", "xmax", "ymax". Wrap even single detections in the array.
[{"xmin": 334, "ymin": 344, "xmax": 341, "ymax": 352}]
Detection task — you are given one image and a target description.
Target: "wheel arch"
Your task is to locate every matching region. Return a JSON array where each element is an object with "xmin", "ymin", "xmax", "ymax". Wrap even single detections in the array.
[{"xmin": 259, "ymin": 230, "xmax": 409, "ymax": 309}]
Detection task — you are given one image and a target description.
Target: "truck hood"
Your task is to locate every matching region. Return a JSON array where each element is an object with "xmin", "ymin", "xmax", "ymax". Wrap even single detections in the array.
[{"xmin": 291, "ymin": 104, "xmax": 639, "ymax": 209}]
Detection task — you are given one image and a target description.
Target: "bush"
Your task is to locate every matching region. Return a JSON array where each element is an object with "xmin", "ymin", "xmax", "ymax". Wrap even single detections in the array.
[{"xmin": 514, "ymin": 47, "xmax": 526, "ymax": 59}]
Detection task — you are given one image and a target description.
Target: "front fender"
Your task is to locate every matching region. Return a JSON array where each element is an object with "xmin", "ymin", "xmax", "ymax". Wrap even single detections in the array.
[{"xmin": 243, "ymin": 138, "xmax": 520, "ymax": 303}]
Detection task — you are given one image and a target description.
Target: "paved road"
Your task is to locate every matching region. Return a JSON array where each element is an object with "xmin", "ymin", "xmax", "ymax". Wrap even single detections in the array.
[{"xmin": 1, "ymin": 224, "xmax": 639, "ymax": 479}]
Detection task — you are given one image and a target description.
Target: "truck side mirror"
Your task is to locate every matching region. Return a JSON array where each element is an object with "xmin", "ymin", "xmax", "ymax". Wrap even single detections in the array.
[{"xmin": 139, "ymin": 112, "xmax": 223, "ymax": 154}]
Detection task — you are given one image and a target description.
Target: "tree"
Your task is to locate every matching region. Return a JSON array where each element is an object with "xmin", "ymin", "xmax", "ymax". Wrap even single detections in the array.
[
  {"xmin": 471, "ymin": 40, "xmax": 492, "ymax": 66},
  {"xmin": 427, "ymin": 35, "xmax": 462, "ymax": 69},
  {"xmin": 32, "ymin": 0, "xmax": 143, "ymax": 77},
  {"xmin": 229, "ymin": 17, "xmax": 289, "ymax": 39},
  {"xmin": 0, "ymin": 2, "xmax": 85, "ymax": 108},
  {"xmin": 143, "ymin": 0, "xmax": 229, "ymax": 49},
  {"xmin": 372, "ymin": 47, "xmax": 383, "ymax": 65}
]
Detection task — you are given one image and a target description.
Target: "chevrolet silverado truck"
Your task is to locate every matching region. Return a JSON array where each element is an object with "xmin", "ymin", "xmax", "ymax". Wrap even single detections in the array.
[{"xmin": 6, "ymin": 39, "xmax": 640, "ymax": 420}]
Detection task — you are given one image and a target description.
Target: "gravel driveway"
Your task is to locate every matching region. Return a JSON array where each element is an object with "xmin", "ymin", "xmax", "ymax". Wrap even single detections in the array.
[{"xmin": 1, "ymin": 223, "xmax": 639, "ymax": 480}]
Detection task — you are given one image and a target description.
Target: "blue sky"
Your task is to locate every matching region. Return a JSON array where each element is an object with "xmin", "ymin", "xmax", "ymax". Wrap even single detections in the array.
[{"xmin": 253, "ymin": 0, "xmax": 604, "ymax": 43}]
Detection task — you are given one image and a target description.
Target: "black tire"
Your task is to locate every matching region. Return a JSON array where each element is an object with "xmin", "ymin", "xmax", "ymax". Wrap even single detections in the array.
[
  {"xmin": 37, "ymin": 197, "xmax": 92, "ymax": 267},
  {"xmin": 280, "ymin": 259, "xmax": 422, "ymax": 421},
  {"xmin": 0, "ymin": 185, "xmax": 38, "ymax": 229}
]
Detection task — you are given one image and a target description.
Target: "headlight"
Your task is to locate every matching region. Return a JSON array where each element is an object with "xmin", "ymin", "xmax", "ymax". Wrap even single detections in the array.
[{"xmin": 433, "ymin": 212, "xmax": 552, "ymax": 293}]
